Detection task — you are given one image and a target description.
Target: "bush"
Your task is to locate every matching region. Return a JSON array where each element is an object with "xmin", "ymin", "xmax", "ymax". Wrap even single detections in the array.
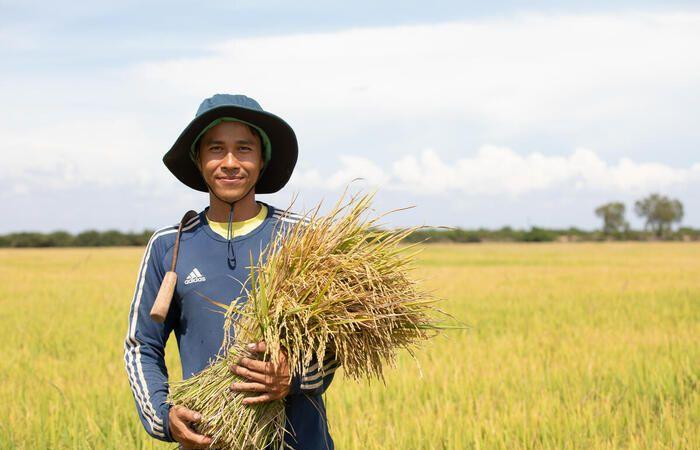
[{"xmin": 522, "ymin": 227, "xmax": 557, "ymax": 242}]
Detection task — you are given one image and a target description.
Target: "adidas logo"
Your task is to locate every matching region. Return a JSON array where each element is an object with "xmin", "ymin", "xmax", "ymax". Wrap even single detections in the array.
[{"xmin": 184, "ymin": 268, "xmax": 207, "ymax": 285}]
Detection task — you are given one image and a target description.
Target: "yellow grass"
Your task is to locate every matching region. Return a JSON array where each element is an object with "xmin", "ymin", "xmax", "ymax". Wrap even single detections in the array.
[{"xmin": 0, "ymin": 242, "xmax": 698, "ymax": 449}]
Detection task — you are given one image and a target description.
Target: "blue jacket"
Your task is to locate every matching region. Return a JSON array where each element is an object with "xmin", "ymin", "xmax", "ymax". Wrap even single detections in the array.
[{"xmin": 123, "ymin": 203, "xmax": 337, "ymax": 449}]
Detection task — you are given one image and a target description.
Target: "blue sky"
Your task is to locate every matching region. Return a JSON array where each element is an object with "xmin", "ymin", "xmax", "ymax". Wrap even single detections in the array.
[{"xmin": 2, "ymin": 1, "xmax": 699, "ymax": 232}]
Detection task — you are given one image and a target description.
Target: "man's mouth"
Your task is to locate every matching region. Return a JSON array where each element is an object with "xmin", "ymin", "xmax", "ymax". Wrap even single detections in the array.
[{"xmin": 217, "ymin": 175, "xmax": 245, "ymax": 184}]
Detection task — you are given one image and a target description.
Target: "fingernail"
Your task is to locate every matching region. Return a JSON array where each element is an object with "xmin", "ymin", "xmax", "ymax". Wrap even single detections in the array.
[
  {"xmin": 248, "ymin": 343, "xmax": 256, "ymax": 349},
  {"xmin": 194, "ymin": 413, "xmax": 201, "ymax": 421}
]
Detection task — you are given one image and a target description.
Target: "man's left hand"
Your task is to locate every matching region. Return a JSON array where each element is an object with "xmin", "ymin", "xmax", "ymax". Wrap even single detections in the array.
[{"xmin": 229, "ymin": 341, "xmax": 291, "ymax": 405}]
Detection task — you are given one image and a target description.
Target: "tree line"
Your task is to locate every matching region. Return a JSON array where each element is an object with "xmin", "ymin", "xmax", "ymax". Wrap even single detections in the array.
[
  {"xmin": 0, "ymin": 230, "xmax": 153, "ymax": 248},
  {"xmin": 405, "ymin": 193, "xmax": 696, "ymax": 243},
  {"xmin": 0, "ymin": 193, "xmax": 695, "ymax": 247}
]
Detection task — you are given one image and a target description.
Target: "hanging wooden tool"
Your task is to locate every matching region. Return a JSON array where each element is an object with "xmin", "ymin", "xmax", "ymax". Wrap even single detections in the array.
[{"xmin": 150, "ymin": 210, "xmax": 198, "ymax": 323}]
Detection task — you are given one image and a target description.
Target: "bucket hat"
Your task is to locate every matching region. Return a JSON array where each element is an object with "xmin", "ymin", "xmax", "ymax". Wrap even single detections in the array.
[{"xmin": 163, "ymin": 94, "xmax": 298, "ymax": 194}]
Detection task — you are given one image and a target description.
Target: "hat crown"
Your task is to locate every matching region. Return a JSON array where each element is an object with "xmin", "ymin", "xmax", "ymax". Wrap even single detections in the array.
[{"xmin": 196, "ymin": 94, "xmax": 263, "ymax": 117}]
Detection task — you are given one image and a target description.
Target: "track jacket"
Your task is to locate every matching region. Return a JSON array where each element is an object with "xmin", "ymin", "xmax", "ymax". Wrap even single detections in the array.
[{"xmin": 123, "ymin": 202, "xmax": 338, "ymax": 449}]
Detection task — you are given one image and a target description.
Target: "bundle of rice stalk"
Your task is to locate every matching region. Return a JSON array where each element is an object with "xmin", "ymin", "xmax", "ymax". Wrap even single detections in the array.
[{"xmin": 168, "ymin": 190, "xmax": 446, "ymax": 449}]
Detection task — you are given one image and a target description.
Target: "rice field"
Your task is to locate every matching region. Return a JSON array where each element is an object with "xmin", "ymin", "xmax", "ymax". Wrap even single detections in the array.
[{"xmin": 0, "ymin": 242, "xmax": 698, "ymax": 449}]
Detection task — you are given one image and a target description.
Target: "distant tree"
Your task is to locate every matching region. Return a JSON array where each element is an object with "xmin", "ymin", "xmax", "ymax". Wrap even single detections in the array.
[
  {"xmin": 101, "ymin": 230, "xmax": 132, "ymax": 246},
  {"xmin": 522, "ymin": 227, "xmax": 556, "ymax": 242},
  {"xmin": 48, "ymin": 231, "xmax": 74, "ymax": 247},
  {"xmin": 74, "ymin": 230, "xmax": 102, "ymax": 247},
  {"xmin": 595, "ymin": 202, "xmax": 628, "ymax": 235},
  {"xmin": 7, "ymin": 232, "xmax": 52, "ymax": 247},
  {"xmin": 634, "ymin": 193, "xmax": 684, "ymax": 238},
  {"xmin": 136, "ymin": 230, "xmax": 152, "ymax": 243}
]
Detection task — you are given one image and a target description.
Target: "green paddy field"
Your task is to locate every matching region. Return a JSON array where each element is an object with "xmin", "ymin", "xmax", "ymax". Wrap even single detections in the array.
[{"xmin": 0, "ymin": 243, "xmax": 698, "ymax": 449}]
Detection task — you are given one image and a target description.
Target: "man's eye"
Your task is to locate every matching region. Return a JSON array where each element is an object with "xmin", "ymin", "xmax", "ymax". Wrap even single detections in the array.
[
  {"xmin": 210, "ymin": 146, "xmax": 223, "ymax": 152},
  {"xmin": 239, "ymin": 147, "xmax": 252, "ymax": 151}
]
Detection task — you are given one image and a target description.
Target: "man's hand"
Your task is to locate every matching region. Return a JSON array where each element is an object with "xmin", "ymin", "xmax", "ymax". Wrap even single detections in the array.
[
  {"xmin": 168, "ymin": 405, "xmax": 213, "ymax": 449},
  {"xmin": 229, "ymin": 341, "xmax": 291, "ymax": 405}
]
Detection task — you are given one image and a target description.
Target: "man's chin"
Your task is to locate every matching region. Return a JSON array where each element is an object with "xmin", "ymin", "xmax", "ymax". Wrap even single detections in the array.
[{"xmin": 210, "ymin": 185, "xmax": 254, "ymax": 203}]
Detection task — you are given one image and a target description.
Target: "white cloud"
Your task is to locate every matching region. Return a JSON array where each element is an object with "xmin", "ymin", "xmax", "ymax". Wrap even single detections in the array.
[
  {"xmin": 0, "ymin": 118, "xmax": 175, "ymax": 195},
  {"xmin": 131, "ymin": 12, "xmax": 700, "ymax": 134},
  {"xmin": 289, "ymin": 155, "xmax": 389, "ymax": 190},
  {"xmin": 289, "ymin": 147, "xmax": 700, "ymax": 196}
]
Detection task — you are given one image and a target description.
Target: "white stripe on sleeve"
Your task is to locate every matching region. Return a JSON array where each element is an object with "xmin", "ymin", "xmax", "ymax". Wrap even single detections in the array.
[{"xmin": 125, "ymin": 217, "xmax": 201, "ymax": 437}]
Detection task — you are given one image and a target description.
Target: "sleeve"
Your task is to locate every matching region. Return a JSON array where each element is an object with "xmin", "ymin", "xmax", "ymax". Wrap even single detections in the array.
[
  {"xmin": 288, "ymin": 352, "xmax": 341, "ymax": 396},
  {"xmin": 123, "ymin": 230, "xmax": 178, "ymax": 442}
]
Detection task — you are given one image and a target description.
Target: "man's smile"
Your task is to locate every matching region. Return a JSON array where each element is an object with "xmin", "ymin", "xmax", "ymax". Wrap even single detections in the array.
[{"xmin": 216, "ymin": 175, "xmax": 246, "ymax": 185}]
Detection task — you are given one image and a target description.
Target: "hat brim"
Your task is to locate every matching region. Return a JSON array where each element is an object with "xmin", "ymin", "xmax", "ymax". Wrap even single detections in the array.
[{"xmin": 163, "ymin": 105, "xmax": 298, "ymax": 194}]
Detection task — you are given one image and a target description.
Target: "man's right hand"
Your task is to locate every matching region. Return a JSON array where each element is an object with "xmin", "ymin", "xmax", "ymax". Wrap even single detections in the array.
[{"xmin": 168, "ymin": 405, "xmax": 213, "ymax": 449}]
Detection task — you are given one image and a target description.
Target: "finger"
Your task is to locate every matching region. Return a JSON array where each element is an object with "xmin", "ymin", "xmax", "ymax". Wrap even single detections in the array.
[
  {"xmin": 230, "ymin": 364, "xmax": 271, "ymax": 384},
  {"xmin": 173, "ymin": 406, "xmax": 203, "ymax": 424},
  {"xmin": 238, "ymin": 353, "xmax": 289, "ymax": 373},
  {"xmin": 236, "ymin": 357, "xmax": 272, "ymax": 373},
  {"xmin": 180, "ymin": 427, "xmax": 213, "ymax": 449},
  {"xmin": 230, "ymin": 381, "xmax": 268, "ymax": 393},
  {"xmin": 247, "ymin": 341, "xmax": 267, "ymax": 353},
  {"xmin": 242, "ymin": 393, "xmax": 275, "ymax": 405}
]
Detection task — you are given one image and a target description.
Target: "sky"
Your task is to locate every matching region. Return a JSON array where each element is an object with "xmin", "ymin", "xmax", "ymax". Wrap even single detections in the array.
[{"xmin": 2, "ymin": 1, "xmax": 699, "ymax": 233}]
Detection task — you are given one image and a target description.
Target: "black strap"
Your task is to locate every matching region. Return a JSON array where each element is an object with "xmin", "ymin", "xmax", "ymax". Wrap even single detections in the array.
[
  {"xmin": 203, "ymin": 180, "xmax": 258, "ymax": 269},
  {"xmin": 170, "ymin": 210, "xmax": 199, "ymax": 272}
]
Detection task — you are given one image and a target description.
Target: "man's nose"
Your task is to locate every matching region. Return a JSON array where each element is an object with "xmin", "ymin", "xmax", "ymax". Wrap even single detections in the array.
[{"xmin": 220, "ymin": 150, "xmax": 240, "ymax": 170}]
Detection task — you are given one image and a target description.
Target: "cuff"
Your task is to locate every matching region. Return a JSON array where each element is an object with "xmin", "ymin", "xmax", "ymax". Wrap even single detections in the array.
[
  {"xmin": 288, "ymin": 373, "xmax": 303, "ymax": 396},
  {"xmin": 161, "ymin": 403, "xmax": 176, "ymax": 442}
]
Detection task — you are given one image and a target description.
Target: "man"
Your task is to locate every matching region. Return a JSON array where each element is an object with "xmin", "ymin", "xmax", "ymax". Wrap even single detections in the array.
[{"xmin": 124, "ymin": 94, "xmax": 338, "ymax": 449}]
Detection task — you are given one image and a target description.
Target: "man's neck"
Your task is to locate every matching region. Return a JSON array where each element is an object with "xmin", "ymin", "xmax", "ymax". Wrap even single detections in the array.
[{"xmin": 206, "ymin": 190, "xmax": 261, "ymax": 222}]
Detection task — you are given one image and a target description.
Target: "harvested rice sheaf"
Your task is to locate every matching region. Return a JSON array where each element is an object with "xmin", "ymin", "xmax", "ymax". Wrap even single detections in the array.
[{"xmin": 168, "ymin": 190, "xmax": 446, "ymax": 449}]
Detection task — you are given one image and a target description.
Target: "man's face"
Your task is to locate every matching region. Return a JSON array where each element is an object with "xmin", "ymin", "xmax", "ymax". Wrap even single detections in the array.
[{"xmin": 196, "ymin": 121, "xmax": 264, "ymax": 202}]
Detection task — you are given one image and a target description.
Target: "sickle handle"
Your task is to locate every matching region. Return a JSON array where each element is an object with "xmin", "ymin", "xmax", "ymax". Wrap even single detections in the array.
[
  {"xmin": 149, "ymin": 210, "xmax": 198, "ymax": 323},
  {"xmin": 150, "ymin": 271, "xmax": 178, "ymax": 323}
]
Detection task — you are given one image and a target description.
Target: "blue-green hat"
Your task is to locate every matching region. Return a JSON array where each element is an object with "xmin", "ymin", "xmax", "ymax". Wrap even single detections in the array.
[{"xmin": 163, "ymin": 94, "xmax": 298, "ymax": 194}]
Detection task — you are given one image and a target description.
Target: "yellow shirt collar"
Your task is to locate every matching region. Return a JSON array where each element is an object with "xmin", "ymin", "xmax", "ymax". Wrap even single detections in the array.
[{"xmin": 206, "ymin": 203, "xmax": 268, "ymax": 239}]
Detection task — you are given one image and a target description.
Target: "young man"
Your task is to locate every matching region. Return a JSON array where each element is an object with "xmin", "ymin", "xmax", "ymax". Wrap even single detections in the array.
[{"xmin": 124, "ymin": 94, "xmax": 338, "ymax": 449}]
